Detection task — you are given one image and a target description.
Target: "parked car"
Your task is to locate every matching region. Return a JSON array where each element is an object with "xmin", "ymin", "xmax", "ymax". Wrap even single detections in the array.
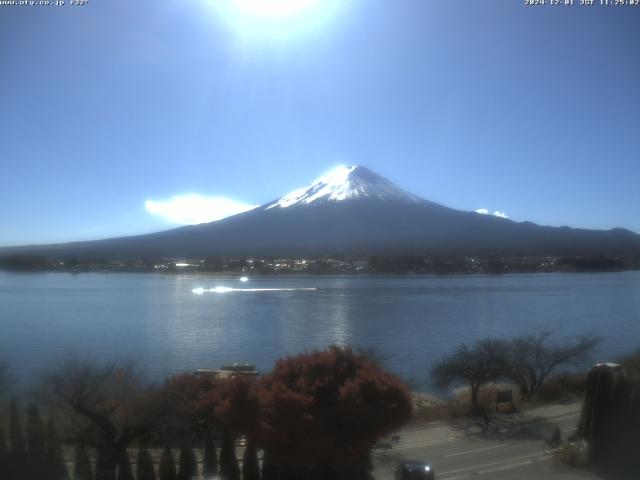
[{"xmin": 395, "ymin": 461, "xmax": 435, "ymax": 480}]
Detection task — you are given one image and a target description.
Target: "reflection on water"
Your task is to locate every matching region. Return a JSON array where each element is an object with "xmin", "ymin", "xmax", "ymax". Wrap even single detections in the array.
[{"xmin": 1, "ymin": 272, "xmax": 639, "ymax": 391}]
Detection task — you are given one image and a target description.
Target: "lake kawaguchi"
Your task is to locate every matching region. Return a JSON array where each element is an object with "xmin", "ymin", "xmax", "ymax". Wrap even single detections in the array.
[{"xmin": 1, "ymin": 271, "xmax": 639, "ymax": 391}]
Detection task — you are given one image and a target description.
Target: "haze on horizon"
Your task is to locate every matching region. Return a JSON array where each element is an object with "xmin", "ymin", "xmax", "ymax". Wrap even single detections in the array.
[{"xmin": 1, "ymin": 1, "xmax": 639, "ymax": 247}]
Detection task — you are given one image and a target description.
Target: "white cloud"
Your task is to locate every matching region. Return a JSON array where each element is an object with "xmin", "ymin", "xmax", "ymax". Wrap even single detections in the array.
[
  {"xmin": 145, "ymin": 194, "xmax": 258, "ymax": 225},
  {"xmin": 475, "ymin": 208, "xmax": 509, "ymax": 219}
]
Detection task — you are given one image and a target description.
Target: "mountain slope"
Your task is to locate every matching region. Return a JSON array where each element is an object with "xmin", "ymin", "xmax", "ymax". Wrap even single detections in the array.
[{"xmin": 3, "ymin": 166, "xmax": 640, "ymax": 259}]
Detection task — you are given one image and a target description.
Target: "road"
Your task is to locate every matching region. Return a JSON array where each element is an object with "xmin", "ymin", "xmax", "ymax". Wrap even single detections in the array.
[{"xmin": 372, "ymin": 403, "xmax": 601, "ymax": 480}]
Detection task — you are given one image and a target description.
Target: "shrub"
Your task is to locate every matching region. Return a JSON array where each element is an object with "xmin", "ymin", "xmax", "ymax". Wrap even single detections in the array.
[
  {"xmin": 446, "ymin": 384, "xmax": 520, "ymax": 417},
  {"xmin": 536, "ymin": 373, "xmax": 587, "ymax": 404},
  {"xmin": 116, "ymin": 450, "xmax": 134, "ymax": 480},
  {"xmin": 177, "ymin": 443, "xmax": 197, "ymax": 480},
  {"xmin": 242, "ymin": 437, "xmax": 260, "ymax": 480},
  {"xmin": 554, "ymin": 444, "xmax": 589, "ymax": 469},
  {"xmin": 202, "ymin": 431, "xmax": 218, "ymax": 478},
  {"xmin": 218, "ymin": 428, "xmax": 240, "ymax": 480},
  {"xmin": 74, "ymin": 443, "xmax": 94, "ymax": 480},
  {"xmin": 0, "ymin": 424, "xmax": 8, "ymax": 480},
  {"xmin": 409, "ymin": 393, "xmax": 449, "ymax": 424},
  {"xmin": 46, "ymin": 418, "xmax": 69, "ymax": 480},
  {"xmin": 158, "ymin": 447, "xmax": 177, "ymax": 480},
  {"xmin": 136, "ymin": 445, "xmax": 156, "ymax": 480}
]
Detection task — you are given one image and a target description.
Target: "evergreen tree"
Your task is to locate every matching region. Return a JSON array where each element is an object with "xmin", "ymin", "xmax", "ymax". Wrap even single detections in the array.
[
  {"xmin": 94, "ymin": 448, "xmax": 112, "ymax": 480},
  {"xmin": 9, "ymin": 399, "xmax": 26, "ymax": 455},
  {"xmin": 177, "ymin": 442, "xmax": 197, "ymax": 480},
  {"xmin": 74, "ymin": 443, "xmax": 94, "ymax": 480},
  {"xmin": 116, "ymin": 450, "xmax": 134, "ymax": 480},
  {"xmin": 202, "ymin": 431, "xmax": 218, "ymax": 478},
  {"xmin": 136, "ymin": 445, "xmax": 156, "ymax": 480},
  {"xmin": 241, "ymin": 437, "xmax": 260, "ymax": 480},
  {"xmin": 46, "ymin": 417, "xmax": 69, "ymax": 480},
  {"xmin": 0, "ymin": 424, "xmax": 9, "ymax": 480},
  {"xmin": 218, "ymin": 429, "xmax": 240, "ymax": 480},
  {"xmin": 9, "ymin": 399, "xmax": 27, "ymax": 480},
  {"xmin": 260, "ymin": 449, "xmax": 277, "ymax": 480},
  {"xmin": 0, "ymin": 424, "xmax": 7, "ymax": 456},
  {"xmin": 158, "ymin": 447, "xmax": 177, "ymax": 480},
  {"xmin": 27, "ymin": 403, "xmax": 47, "ymax": 477}
]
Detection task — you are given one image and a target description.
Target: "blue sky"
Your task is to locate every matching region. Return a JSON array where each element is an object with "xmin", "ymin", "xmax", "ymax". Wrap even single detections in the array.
[{"xmin": 1, "ymin": 0, "xmax": 639, "ymax": 246}]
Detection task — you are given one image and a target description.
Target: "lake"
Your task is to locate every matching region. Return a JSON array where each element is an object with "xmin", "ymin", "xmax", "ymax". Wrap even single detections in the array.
[{"xmin": 1, "ymin": 271, "xmax": 639, "ymax": 391}]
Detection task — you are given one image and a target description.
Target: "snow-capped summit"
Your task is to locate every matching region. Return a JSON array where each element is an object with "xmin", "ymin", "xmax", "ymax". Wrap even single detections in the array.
[{"xmin": 264, "ymin": 165, "xmax": 423, "ymax": 210}]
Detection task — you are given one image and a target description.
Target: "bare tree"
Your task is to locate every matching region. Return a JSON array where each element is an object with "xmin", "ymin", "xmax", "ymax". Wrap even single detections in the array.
[
  {"xmin": 431, "ymin": 339, "xmax": 509, "ymax": 414},
  {"xmin": 41, "ymin": 358, "xmax": 163, "ymax": 480},
  {"xmin": 506, "ymin": 332, "xmax": 600, "ymax": 401}
]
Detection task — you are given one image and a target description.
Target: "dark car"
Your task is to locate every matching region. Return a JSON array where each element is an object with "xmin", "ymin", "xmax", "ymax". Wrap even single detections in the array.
[{"xmin": 395, "ymin": 461, "xmax": 435, "ymax": 480}]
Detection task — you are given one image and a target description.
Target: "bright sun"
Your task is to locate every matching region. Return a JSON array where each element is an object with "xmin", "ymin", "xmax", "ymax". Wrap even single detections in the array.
[
  {"xmin": 232, "ymin": 0, "xmax": 318, "ymax": 20},
  {"xmin": 211, "ymin": 0, "xmax": 340, "ymax": 37}
]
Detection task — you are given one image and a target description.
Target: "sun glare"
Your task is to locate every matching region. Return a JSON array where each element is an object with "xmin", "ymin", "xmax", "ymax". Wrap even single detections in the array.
[
  {"xmin": 211, "ymin": 0, "xmax": 341, "ymax": 37},
  {"xmin": 232, "ymin": 0, "xmax": 318, "ymax": 19}
]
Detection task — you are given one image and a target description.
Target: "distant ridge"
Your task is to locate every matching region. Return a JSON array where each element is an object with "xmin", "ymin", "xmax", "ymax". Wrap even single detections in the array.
[{"xmin": 2, "ymin": 165, "xmax": 640, "ymax": 259}]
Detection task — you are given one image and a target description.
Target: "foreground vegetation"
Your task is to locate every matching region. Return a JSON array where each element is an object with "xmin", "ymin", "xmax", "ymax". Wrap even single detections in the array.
[
  {"xmin": 0, "ymin": 346, "xmax": 411, "ymax": 480},
  {"xmin": 0, "ymin": 333, "xmax": 619, "ymax": 480}
]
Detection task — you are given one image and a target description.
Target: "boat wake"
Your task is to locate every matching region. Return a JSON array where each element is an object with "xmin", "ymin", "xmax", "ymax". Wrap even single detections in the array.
[{"xmin": 192, "ymin": 286, "xmax": 318, "ymax": 295}]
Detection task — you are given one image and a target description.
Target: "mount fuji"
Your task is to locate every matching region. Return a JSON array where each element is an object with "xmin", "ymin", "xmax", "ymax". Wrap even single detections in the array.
[{"xmin": 4, "ymin": 165, "xmax": 640, "ymax": 259}]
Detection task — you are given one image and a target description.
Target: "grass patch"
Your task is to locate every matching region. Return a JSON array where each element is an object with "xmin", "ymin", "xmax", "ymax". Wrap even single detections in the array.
[{"xmin": 409, "ymin": 393, "xmax": 449, "ymax": 423}]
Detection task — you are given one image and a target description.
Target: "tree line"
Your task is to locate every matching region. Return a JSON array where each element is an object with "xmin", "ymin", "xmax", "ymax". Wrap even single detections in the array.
[
  {"xmin": 0, "ymin": 333, "xmax": 600, "ymax": 480},
  {"xmin": 0, "ymin": 400, "xmax": 68, "ymax": 480}
]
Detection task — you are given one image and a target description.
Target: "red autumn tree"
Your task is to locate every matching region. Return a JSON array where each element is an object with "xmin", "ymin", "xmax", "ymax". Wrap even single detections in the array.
[
  {"xmin": 258, "ymin": 346, "xmax": 412, "ymax": 479},
  {"xmin": 211, "ymin": 376, "xmax": 260, "ymax": 436},
  {"xmin": 162, "ymin": 373, "xmax": 218, "ymax": 435},
  {"xmin": 164, "ymin": 373, "xmax": 260, "ymax": 434}
]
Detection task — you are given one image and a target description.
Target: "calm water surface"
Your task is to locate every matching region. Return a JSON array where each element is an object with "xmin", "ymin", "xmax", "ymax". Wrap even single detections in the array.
[{"xmin": 1, "ymin": 271, "xmax": 639, "ymax": 390}]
